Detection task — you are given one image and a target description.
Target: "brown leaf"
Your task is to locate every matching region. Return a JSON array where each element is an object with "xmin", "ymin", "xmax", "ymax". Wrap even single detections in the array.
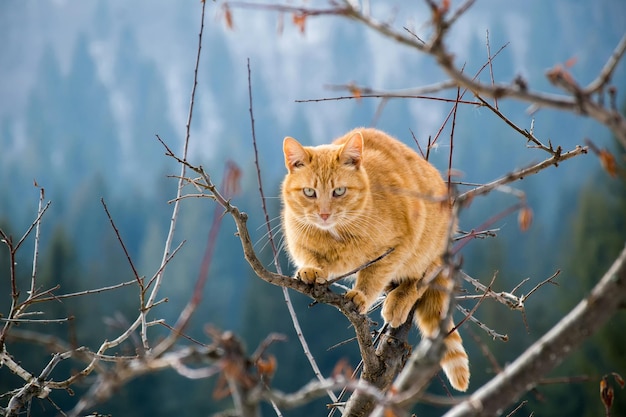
[
  {"xmin": 293, "ymin": 13, "xmax": 307, "ymax": 34},
  {"xmin": 331, "ymin": 358, "xmax": 354, "ymax": 379},
  {"xmin": 224, "ymin": 161, "xmax": 242, "ymax": 197},
  {"xmin": 348, "ymin": 84, "xmax": 362, "ymax": 101},
  {"xmin": 546, "ymin": 62, "xmax": 577, "ymax": 87},
  {"xmin": 598, "ymin": 149, "xmax": 618, "ymax": 177},
  {"xmin": 612, "ymin": 372, "xmax": 625, "ymax": 388},
  {"xmin": 546, "ymin": 64, "xmax": 563, "ymax": 83},
  {"xmin": 256, "ymin": 355, "xmax": 277, "ymax": 378},
  {"xmin": 601, "ymin": 376, "xmax": 615, "ymax": 410},
  {"xmin": 564, "ymin": 56, "xmax": 578, "ymax": 68},
  {"xmin": 384, "ymin": 409, "xmax": 398, "ymax": 417},
  {"xmin": 223, "ymin": 4, "xmax": 234, "ymax": 30},
  {"xmin": 441, "ymin": 0, "xmax": 451, "ymax": 13},
  {"xmin": 518, "ymin": 206, "xmax": 533, "ymax": 232}
]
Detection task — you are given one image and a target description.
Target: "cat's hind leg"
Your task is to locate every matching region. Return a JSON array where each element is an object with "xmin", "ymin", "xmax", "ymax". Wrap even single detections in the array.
[{"xmin": 381, "ymin": 279, "xmax": 427, "ymax": 328}]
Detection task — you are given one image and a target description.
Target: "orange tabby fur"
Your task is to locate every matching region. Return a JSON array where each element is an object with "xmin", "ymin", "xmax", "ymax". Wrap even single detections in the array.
[{"xmin": 280, "ymin": 127, "xmax": 469, "ymax": 391}]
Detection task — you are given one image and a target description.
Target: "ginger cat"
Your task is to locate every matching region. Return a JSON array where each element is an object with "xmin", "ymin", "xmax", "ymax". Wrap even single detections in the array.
[{"xmin": 280, "ymin": 128, "xmax": 469, "ymax": 391}]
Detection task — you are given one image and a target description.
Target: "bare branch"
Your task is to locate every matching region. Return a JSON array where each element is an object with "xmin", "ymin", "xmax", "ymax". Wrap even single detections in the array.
[
  {"xmin": 332, "ymin": 3, "xmax": 626, "ymax": 146},
  {"xmin": 584, "ymin": 34, "xmax": 626, "ymax": 95},
  {"xmin": 450, "ymin": 271, "xmax": 498, "ymax": 336},
  {"xmin": 29, "ymin": 186, "xmax": 45, "ymax": 298},
  {"xmin": 327, "ymin": 248, "xmax": 395, "ymax": 285},
  {"xmin": 456, "ymin": 145, "xmax": 588, "ymax": 205},
  {"xmin": 445, "ymin": 244, "xmax": 626, "ymax": 417},
  {"xmin": 144, "ymin": 0, "xmax": 207, "ymax": 342},
  {"xmin": 456, "ymin": 305, "xmax": 508, "ymax": 341},
  {"xmin": 101, "ymin": 198, "xmax": 143, "ymax": 289},
  {"xmin": 246, "ymin": 59, "xmax": 341, "ymax": 408},
  {"xmin": 485, "ymin": 30, "xmax": 498, "ymax": 110},
  {"xmin": 475, "ymin": 95, "xmax": 559, "ymax": 155}
]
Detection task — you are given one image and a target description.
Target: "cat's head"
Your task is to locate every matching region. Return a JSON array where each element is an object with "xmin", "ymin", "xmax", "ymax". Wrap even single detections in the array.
[{"xmin": 281, "ymin": 132, "xmax": 369, "ymax": 232}]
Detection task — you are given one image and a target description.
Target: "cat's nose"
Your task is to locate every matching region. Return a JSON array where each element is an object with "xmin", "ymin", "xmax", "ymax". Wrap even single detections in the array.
[{"xmin": 319, "ymin": 213, "xmax": 330, "ymax": 221}]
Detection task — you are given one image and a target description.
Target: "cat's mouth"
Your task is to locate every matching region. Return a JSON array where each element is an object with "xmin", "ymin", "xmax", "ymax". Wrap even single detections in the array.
[
  {"xmin": 312, "ymin": 215, "xmax": 337, "ymax": 231},
  {"xmin": 315, "ymin": 219, "xmax": 336, "ymax": 229}
]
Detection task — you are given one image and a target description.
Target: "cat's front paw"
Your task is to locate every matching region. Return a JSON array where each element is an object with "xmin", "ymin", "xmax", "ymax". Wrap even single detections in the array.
[
  {"xmin": 296, "ymin": 267, "xmax": 326, "ymax": 284},
  {"xmin": 345, "ymin": 289, "xmax": 371, "ymax": 314}
]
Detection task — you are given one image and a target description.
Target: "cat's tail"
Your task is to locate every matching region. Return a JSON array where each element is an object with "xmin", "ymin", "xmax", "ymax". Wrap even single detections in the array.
[{"xmin": 414, "ymin": 272, "xmax": 470, "ymax": 392}]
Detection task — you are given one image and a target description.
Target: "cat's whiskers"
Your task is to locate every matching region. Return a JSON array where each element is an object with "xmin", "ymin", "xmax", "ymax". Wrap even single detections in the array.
[
  {"xmin": 255, "ymin": 225, "xmax": 284, "ymax": 254},
  {"xmin": 292, "ymin": 216, "xmax": 318, "ymax": 238},
  {"xmin": 254, "ymin": 215, "xmax": 282, "ymax": 232},
  {"xmin": 253, "ymin": 218, "xmax": 283, "ymax": 250},
  {"xmin": 337, "ymin": 210, "xmax": 394, "ymax": 237}
]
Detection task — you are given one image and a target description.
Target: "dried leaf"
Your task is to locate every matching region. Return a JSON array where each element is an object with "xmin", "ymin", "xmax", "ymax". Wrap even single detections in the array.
[
  {"xmin": 331, "ymin": 358, "xmax": 354, "ymax": 379},
  {"xmin": 224, "ymin": 161, "xmax": 242, "ymax": 197},
  {"xmin": 384, "ymin": 408, "xmax": 398, "ymax": 417},
  {"xmin": 546, "ymin": 64, "xmax": 563, "ymax": 83},
  {"xmin": 256, "ymin": 355, "xmax": 277, "ymax": 378},
  {"xmin": 598, "ymin": 149, "xmax": 618, "ymax": 177},
  {"xmin": 601, "ymin": 376, "xmax": 615, "ymax": 410},
  {"xmin": 518, "ymin": 206, "xmax": 533, "ymax": 232},
  {"xmin": 293, "ymin": 13, "xmax": 307, "ymax": 34},
  {"xmin": 441, "ymin": 0, "xmax": 451, "ymax": 13},
  {"xmin": 546, "ymin": 63, "xmax": 577, "ymax": 87},
  {"xmin": 564, "ymin": 56, "xmax": 578, "ymax": 68},
  {"xmin": 612, "ymin": 372, "xmax": 625, "ymax": 388},
  {"xmin": 348, "ymin": 84, "xmax": 362, "ymax": 101},
  {"xmin": 223, "ymin": 4, "xmax": 234, "ymax": 30}
]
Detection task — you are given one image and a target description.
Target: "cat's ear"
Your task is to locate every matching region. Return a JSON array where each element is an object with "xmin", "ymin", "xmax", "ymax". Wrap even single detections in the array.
[
  {"xmin": 340, "ymin": 132, "xmax": 363, "ymax": 168},
  {"xmin": 283, "ymin": 137, "xmax": 309, "ymax": 172}
]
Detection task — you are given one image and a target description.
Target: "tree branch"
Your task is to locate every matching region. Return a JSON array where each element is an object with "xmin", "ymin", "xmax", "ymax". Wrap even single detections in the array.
[{"xmin": 444, "ymin": 244, "xmax": 626, "ymax": 417}]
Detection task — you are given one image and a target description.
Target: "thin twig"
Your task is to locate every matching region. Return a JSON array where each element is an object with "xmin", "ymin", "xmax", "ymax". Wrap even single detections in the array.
[
  {"xmin": 584, "ymin": 33, "xmax": 626, "ymax": 95},
  {"xmin": 14, "ymin": 201, "xmax": 51, "ymax": 253},
  {"xmin": 152, "ymin": 162, "xmax": 237, "ymax": 358},
  {"xmin": 101, "ymin": 198, "xmax": 143, "ymax": 289},
  {"xmin": 296, "ymin": 92, "xmax": 478, "ymax": 105},
  {"xmin": 453, "ymin": 202, "xmax": 524, "ymax": 254},
  {"xmin": 27, "ymin": 280, "xmax": 137, "ymax": 304},
  {"xmin": 476, "ymin": 95, "xmax": 557, "ymax": 155},
  {"xmin": 456, "ymin": 146, "xmax": 588, "ymax": 206},
  {"xmin": 246, "ymin": 58, "xmax": 340, "ymax": 408},
  {"xmin": 29, "ymin": 186, "xmax": 45, "ymax": 298},
  {"xmin": 521, "ymin": 270, "xmax": 560, "ymax": 301},
  {"xmin": 146, "ymin": 0, "xmax": 207, "ymax": 353},
  {"xmin": 449, "ymin": 271, "xmax": 497, "ymax": 336},
  {"xmin": 327, "ymin": 248, "xmax": 395, "ymax": 284},
  {"xmin": 429, "ymin": 42, "xmax": 509, "ymax": 150},
  {"xmin": 447, "ymin": 82, "xmax": 461, "ymax": 191},
  {"xmin": 485, "ymin": 30, "xmax": 498, "ymax": 110}
]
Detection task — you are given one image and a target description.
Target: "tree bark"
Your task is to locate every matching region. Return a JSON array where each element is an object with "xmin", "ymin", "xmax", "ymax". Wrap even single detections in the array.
[{"xmin": 343, "ymin": 318, "xmax": 414, "ymax": 417}]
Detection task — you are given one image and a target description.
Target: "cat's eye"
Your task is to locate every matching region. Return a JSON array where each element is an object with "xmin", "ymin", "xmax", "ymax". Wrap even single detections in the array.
[
  {"xmin": 333, "ymin": 187, "xmax": 346, "ymax": 197},
  {"xmin": 303, "ymin": 188, "xmax": 316, "ymax": 198}
]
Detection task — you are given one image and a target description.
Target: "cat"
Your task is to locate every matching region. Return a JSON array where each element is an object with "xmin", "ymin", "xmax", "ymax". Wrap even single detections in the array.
[{"xmin": 280, "ymin": 127, "xmax": 469, "ymax": 392}]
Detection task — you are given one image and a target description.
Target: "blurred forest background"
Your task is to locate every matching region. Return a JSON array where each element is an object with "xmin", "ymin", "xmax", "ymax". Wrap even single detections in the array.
[{"xmin": 1, "ymin": 1, "xmax": 625, "ymax": 416}]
